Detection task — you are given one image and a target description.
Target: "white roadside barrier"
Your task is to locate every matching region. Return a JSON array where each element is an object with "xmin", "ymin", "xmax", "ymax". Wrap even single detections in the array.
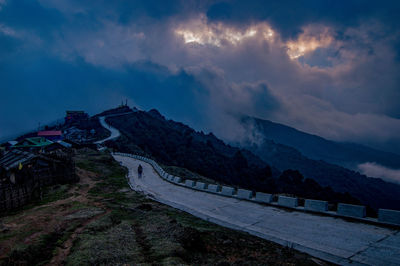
[{"xmin": 113, "ymin": 152, "xmax": 400, "ymax": 227}]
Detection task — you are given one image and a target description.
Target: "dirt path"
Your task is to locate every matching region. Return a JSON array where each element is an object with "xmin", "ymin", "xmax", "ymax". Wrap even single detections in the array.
[
  {"xmin": 46, "ymin": 168, "xmax": 110, "ymax": 265},
  {"xmin": 48, "ymin": 208, "xmax": 111, "ymax": 266}
]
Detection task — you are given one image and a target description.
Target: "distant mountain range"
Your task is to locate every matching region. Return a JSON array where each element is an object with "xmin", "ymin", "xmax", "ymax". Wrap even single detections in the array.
[
  {"xmin": 239, "ymin": 116, "xmax": 400, "ymax": 170},
  {"xmin": 100, "ymin": 107, "xmax": 400, "ymax": 211},
  {"xmin": 235, "ymin": 116, "xmax": 400, "ymax": 210}
]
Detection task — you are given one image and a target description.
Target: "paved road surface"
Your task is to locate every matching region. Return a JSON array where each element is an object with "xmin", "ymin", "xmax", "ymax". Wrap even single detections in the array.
[
  {"xmin": 114, "ymin": 155, "xmax": 400, "ymax": 266},
  {"xmin": 94, "ymin": 116, "xmax": 121, "ymax": 144},
  {"xmin": 95, "ymin": 116, "xmax": 400, "ymax": 265}
]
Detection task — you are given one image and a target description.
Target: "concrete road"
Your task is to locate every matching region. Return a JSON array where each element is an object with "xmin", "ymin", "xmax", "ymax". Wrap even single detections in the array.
[
  {"xmin": 94, "ymin": 116, "xmax": 121, "ymax": 144},
  {"xmin": 114, "ymin": 155, "xmax": 400, "ymax": 266}
]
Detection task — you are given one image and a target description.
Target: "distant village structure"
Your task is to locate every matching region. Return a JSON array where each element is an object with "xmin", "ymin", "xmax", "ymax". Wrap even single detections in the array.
[
  {"xmin": 62, "ymin": 111, "xmax": 100, "ymax": 145},
  {"xmin": 65, "ymin": 110, "xmax": 89, "ymax": 126},
  {"xmin": 37, "ymin": 130, "xmax": 63, "ymax": 141},
  {"xmin": 13, "ymin": 137, "xmax": 53, "ymax": 151},
  {"xmin": 0, "ymin": 146, "xmax": 77, "ymax": 212},
  {"xmin": 63, "ymin": 127, "xmax": 92, "ymax": 143},
  {"xmin": 0, "ymin": 104, "xmax": 130, "ymax": 212},
  {"xmin": 0, "ymin": 111, "xmax": 91, "ymax": 212}
]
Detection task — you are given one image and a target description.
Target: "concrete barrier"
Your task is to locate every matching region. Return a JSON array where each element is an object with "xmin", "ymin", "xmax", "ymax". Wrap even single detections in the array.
[
  {"xmin": 278, "ymin": 196, "xmax": 298, "ymax": 208},
  {"xmin": 236, "ymin": 189, "xmax": 252, "ymax": 199},
  {"xmin": 305, "ymin": 199, "xmax": 328, "ymax": 212},
  {"xmin": 117, "ymin": 152, "xmax": 400, "ymax": 227},
  {"xmin": 255, "ymin": 192, "xmax": 273, "ymax": 203},
  {"xmin": 172, "ymin": 176, "xmax": 182, "ymax": 183},
  {"xmin": 195, "ymin": 182, "xmax": 206, "ymax": 190},
  {"xmin": 185, "ymin": 179, "xmax": 195, "ymax": 187},
  {"xmin": 337, "ymin": 203, "xmax": 366, "ymax": 218},
  {"xmin": 207, "ymin": 184, "xmax": 219, "ymax": 193},
  {"xmin": 378, "ymin": 209, "xmax": 400, "ymax": 225},
  {"xmin": 221, "ymin": 186, "xmax": 234, "ymax": 196}
]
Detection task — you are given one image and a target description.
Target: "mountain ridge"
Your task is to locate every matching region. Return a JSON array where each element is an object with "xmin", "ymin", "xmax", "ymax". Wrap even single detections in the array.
[{"xmin": 239, "ymin": 116, "xmax": 400, "ymax": 170}]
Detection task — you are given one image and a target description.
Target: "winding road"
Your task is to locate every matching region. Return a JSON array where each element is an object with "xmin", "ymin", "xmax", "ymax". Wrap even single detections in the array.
[
  {"xmin": 97, "ymin": 116, "xmax": 400, "ymax": 265},
  {"xmin": 94, "ymin": 116, "xmax": 121, "ymax": 144}
]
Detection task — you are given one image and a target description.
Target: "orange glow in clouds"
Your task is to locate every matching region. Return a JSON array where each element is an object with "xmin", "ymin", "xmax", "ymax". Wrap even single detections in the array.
[
  {"xmin": 175, "ymin": 15, "xmax": 274, "ymax": 47},
  {"xmin": 286, "ymin": 26, "xmax": 334, "ymax": 59},
  {"xmin": 175, "ymin": 16, "xmax": 333, "ymax": 62}
]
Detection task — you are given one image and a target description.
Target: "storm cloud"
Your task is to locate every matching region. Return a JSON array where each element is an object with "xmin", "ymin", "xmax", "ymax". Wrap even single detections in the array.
[{"xmin": 1, "ymin": 0, "xmax": 400, "ymax": 154}]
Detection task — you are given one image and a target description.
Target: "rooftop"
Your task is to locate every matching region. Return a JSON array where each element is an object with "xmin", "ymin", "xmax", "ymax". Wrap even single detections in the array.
[
  {"xmin": 0, "ymin": 149, "xmax": 36, "ymax": 171},
  {"xmin": 38, "ymin": 131, "xmax": 62, "ymax": 136},
  {"xmin": 14, "ymin": 137, "xmax": 53, "ymax": 148}
]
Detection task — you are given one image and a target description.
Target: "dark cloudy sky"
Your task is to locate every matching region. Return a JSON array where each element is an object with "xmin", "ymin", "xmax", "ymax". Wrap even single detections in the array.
[{"xmin": 1, "ymin": 0, "xmax": 400, "ymax": 154}]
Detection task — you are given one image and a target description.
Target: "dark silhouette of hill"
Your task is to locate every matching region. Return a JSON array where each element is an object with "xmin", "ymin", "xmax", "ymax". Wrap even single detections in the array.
[
  {"xmin": 240, "ymin": 116, "xmax": 400, "ymax": 169},
  {"xmin": 101, "ymin": 108, "xmax": 362, "ymax": 209}
]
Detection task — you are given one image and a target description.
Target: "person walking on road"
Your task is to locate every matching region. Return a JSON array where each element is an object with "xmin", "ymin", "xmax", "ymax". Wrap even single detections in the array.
[{"xmin": 138, "ymin": 164, "xmax": 143, "ymax": 178}]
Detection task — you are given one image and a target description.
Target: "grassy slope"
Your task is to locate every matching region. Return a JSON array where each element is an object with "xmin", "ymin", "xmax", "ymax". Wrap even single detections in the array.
[{"xmin": 0, "ymin": 149, "xmax": 326, "ymax": 265}]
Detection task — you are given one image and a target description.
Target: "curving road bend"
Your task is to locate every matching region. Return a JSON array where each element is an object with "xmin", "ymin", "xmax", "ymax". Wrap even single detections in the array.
[
  {"xmin": 95, "ymin": 116, "xmax": 400, "ymax": 265},
  {"xmin": 113, "ymin": 154, "xmax": 400, "ymax": 266},
  {"xmin": 94, "ymin": 116, "xmax": 121, "ymax": 144}
]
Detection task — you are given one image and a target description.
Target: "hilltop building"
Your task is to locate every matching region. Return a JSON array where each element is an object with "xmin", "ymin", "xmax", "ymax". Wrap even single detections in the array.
[{"xmin": 65, "ymin": 111, "xmax": 89, "ymax": 125}]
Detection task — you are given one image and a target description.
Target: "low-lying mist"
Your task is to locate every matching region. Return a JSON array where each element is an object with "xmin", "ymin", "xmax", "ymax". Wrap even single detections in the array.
[{"xmin": 358, "ymin": 162, "xmax": 400, "ymax": 184}]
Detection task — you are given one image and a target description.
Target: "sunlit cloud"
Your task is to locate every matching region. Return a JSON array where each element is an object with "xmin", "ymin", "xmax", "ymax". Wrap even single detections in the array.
[
  {"xmin": 286, "ymin": 26, "xmax": 334, "ymax": 59},
  {"xmin": 175, "ymin": 14, "xmax": 274, "ymax": 47},
  {"xmin": 175, "ymin": 16, "xmax": 336, "ymax": 64}
]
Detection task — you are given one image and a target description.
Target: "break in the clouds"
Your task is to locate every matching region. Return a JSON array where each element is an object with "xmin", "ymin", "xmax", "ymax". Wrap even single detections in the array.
[{"xmin": 1, "ymin": 0, "xmax": 400, "ymax": 155}]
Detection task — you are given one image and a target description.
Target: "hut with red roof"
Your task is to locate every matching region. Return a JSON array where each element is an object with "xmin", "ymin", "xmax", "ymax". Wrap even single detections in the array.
[{"xmin": 37, "ymin": 130, "xmax": 63, "ymax": 141}]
